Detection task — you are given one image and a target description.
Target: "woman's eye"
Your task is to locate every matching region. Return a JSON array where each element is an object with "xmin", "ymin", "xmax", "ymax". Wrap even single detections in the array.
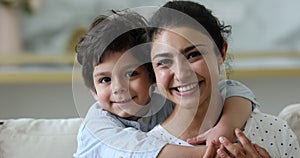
[
  {"xmin": 187, "ymin": 51, "xmax": 202, "ymax": 60},
  {"xmin": 156, "ymin": 59, "xmax": 172, "ymax": 67},
  {"xmin": 99, "ymin": 77, "xmax": 111, "ymax": 83},
  {"xmin": 125, "ymin": 71, "xmax": 138, "ymax": 78}
]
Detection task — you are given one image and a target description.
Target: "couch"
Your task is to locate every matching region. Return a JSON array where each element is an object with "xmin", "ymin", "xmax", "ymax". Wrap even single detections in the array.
[
  {"xmin": 278, "ymin": 103, "xmax": 300, "ymax": 143},
  {"xmin": 0, "ymin": 118, "xmax": 82, "ymax": 158},
  {"xmin": 0, "ymin": 104, "xmax": 299, "ymax": 158}
]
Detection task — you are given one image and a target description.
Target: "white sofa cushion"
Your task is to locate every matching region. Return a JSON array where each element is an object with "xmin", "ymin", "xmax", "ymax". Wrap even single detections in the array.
[
  {"xmin": 0, "ymin": 118, "xmax": 82, "ymax": 158},
  {"xmin": 278, "ymin": 103, "xmax": 300, "ymax": 143}
]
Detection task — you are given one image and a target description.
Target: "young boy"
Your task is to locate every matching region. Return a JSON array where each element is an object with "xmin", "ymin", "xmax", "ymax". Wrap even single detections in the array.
[{"xmin": 74, "ymin": 10, "xmax": 258, "ymax": 158}]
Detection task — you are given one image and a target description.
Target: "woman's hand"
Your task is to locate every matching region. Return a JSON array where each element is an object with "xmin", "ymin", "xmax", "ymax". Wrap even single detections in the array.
[
  {"xmin": 217, "ymin": 128, "xmax": 271, "ymax": 158},
  {"xmin": 202, "ymin": 140, "xmax": 218, "ymax": 158}
]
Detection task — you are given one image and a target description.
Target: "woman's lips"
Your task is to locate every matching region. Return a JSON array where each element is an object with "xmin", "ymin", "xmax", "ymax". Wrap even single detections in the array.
[{"xmin": 172, "ymin": 81, "xmax": 203, "ymax": 96}]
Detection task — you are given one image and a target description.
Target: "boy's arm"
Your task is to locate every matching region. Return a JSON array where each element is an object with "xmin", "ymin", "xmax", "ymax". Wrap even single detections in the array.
[
  {"xmin": 187, "ymin": 97, "xmax": 252, "ymax": 145},
  {"xmin": 187, "ymin": 80, "xmax": 256, "ymax": 145},
  {"xmin": 158, "ymin": 144, "xmax": 207, "ymax": 158},
  {"xmin": 75, "ymin": 102, "xmax": 208, "ymax": 158},
  {"xmin": 213, "ymin": 96, "xmax": 252, "ymax": 142}
]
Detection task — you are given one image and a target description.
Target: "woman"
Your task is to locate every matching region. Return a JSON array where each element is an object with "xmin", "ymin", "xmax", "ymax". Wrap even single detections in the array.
[{"xmin": 147, "ymin": 1, "xmax": 300, "ymax": 157}]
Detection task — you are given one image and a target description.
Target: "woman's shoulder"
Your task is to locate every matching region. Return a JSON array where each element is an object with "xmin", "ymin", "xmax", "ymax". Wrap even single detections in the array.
[
  {"xmin": 244, "ymin": 108, "xmax": 300, "ymax": 157},
  {"xmin": 245, "ymin": 108, "xmax": 291, "ymax": 134}
]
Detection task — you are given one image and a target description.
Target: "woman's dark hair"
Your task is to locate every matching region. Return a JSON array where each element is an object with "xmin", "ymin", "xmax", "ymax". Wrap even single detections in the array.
[{"xmin": 149, "ymin": 1, "xmax": 232, "ymax": 55}]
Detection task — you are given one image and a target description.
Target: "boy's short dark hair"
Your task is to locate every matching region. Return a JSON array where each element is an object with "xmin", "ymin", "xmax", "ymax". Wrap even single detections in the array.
[{"xmin": 76, "ymin": 10, "xmax": 154, "ymax": 93}]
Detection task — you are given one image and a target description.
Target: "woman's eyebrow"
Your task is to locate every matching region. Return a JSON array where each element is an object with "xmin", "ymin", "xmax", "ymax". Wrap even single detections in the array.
[
  {"xmin": 152, "ymin": 44, "xmax": 205, "ymax": 61},
  {"xmin": 152, "ymin": 53, "xmax": 173, "ymax": 61},
  {"xmin": 181, "ymin": 44, "xmax": 205, "ymax": 54}
]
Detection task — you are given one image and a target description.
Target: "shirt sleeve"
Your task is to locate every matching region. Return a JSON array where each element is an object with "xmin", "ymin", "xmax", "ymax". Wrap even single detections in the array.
[
  {"xmin": 244, "ymin": 109, "xmax": 300, "ymax": 157},
  {"xmin": 74, "ymin": 103, "xmax": 168, "ymax": 158},
  {"xmin": 218, "ymin": 79, "xmax": 260, "ymax": 109}
]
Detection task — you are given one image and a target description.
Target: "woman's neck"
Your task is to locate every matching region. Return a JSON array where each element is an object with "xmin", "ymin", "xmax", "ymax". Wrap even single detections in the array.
[{"xmin": 161, "ymin": 95, "xmax": 223, "ymax": 141}]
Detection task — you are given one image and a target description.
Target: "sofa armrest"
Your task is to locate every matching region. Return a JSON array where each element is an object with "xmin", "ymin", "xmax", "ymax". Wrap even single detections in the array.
[
  {"xmin": 278, "ymin": 103, "xmax": 300, "ymax": 143},
  {"xmin": 0, "ymin": 118, "xmax": 82, "ymax": 158}
]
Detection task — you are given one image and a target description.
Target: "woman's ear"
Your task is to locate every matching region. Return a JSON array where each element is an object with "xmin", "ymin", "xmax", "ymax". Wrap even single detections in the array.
[
  {"xmin": 219, "ymin": 42, "xmax": 228, "ymax": 65},
  {"xmin": 89, "ymin": 89, "xmax": 98, "ymax": 100}
]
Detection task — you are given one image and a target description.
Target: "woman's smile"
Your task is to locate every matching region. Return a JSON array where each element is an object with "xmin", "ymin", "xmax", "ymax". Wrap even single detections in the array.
[
  {"xmin": 151, "ymin": 27, "xmax": 216, "ymax": 107},
  {"xmin": 171, "ymin": 81, "xmax": 201, "ymax": 96}
]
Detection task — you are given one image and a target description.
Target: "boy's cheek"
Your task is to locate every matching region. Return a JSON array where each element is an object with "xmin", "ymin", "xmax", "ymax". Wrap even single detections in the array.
[{"xmin": 89, "ymin": 89, "xmax": 98, "ymax": 100}]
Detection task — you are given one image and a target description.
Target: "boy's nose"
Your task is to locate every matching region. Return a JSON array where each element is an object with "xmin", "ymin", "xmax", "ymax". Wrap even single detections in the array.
[{"xmin": 113, "ymin": 87, "xmax": 127, "ymax": 95}]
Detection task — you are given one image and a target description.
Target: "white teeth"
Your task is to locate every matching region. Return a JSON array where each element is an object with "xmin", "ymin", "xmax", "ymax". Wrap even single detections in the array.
[
  {"xmin": 121, "ymin": 99, "xmax": 131, "ymax": 103},
  {"xmin": 177, "ymin": 83, "xmax": 198, "ymax": 92}
]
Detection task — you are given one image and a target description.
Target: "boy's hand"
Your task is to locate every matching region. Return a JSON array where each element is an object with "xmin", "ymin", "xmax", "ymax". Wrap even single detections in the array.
[
  {"xmin": 186, "ymin": 129, "xmax": 210, "ymax": 145},
  {"xmin": 186, "ymin": 124, "xmax": 236, "ymax": 145}
]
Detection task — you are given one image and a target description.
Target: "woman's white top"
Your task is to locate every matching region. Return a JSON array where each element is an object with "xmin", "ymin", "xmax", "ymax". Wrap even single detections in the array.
[{"xmin": 148, "ymin": 109, "xmax": 300, "ymax": 158}]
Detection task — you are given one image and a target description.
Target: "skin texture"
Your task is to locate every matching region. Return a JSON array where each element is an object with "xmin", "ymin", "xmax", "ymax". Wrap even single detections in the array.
[
  {"xmin": 187, "ymin": 96, "xmax": 252, "ymax": 145},
  {"xmin": 91, "ymin": 52, "xmax": 152, "ymax": 120},
  {"xmin": 151, "ymin": 27, "xmax": 224, "ymax": 139},
  {"xmin": 151, "ymin": 27, "xmax": 222, "ymax": 109},
  {"xmin": 151, "ymin": 27, "xmax": 264, "ymax": 157},
  {"xmin": 203, "ymin": 128, "xmax": 271, "ymax": 158}
]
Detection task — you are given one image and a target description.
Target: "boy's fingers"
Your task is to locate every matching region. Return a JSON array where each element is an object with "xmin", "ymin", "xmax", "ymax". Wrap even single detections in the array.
[{"xmin": 186, "ymin": 134, "xmax": 206, "ymax": 145}]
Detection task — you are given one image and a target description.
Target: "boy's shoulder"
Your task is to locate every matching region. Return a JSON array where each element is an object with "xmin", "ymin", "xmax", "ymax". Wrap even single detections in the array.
[{"xmin": 84, "ymin": 102, "xmax": 126, "ymax": 127}]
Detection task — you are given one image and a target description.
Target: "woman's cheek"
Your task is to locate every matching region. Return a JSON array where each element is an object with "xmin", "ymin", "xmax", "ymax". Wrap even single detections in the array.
[{"xmin": 155, "ymin": 69, "xmax": 172, "ymax": 88}]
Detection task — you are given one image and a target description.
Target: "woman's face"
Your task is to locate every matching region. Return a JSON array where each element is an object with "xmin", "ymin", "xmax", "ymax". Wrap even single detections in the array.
[{"xmin": 150, "ymin": 27, "xmax": 223, "ymax": 108}]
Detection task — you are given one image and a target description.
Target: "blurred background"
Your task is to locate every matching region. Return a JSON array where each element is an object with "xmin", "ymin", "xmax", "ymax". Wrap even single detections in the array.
[{"xmin": 1, "ymin": 0, "xmax": 299, "ymax": 119}]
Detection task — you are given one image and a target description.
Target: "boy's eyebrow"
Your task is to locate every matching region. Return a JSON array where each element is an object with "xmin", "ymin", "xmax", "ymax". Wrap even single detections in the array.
[
  {"xmin": 93, "ymin": 72, "xmax": 107, "ymax": 78},
  {"xmin": 93, "ymin": 63, "xmax": 143, "ymax": 78}
]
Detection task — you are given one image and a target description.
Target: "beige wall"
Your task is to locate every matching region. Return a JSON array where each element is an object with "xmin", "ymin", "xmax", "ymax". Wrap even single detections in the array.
[{"xmin": 1, "ymin": 76, "xmax": 299, "ymax": 119}]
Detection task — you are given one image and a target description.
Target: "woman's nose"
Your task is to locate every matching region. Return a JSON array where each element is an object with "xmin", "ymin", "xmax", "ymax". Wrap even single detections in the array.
[{"xmin": 173, "ymin": 57, "xmax": 194, "ymax": 82}]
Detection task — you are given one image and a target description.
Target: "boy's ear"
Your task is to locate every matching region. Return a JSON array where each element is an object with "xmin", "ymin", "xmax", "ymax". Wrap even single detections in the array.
[
  {"xmin": 89, "ymin": 89, "xmax": 98, "ymax": 100},
  {"xmin": 149, "ymin": 83, "xmax": 157, "ymax": 94}
]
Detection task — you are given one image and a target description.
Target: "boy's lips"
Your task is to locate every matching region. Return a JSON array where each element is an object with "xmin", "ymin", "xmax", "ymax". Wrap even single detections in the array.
[{"xmin": 111, "ymin": 97, "xmax": 133, "ymax": 104}]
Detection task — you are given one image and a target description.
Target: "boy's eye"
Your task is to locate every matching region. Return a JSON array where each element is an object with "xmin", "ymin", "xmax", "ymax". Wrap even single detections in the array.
[
  {"xmin": 187, "ymin": 51, "xmax": 202, "ymax": 60},
  {"xmin": 99, "ymin": 77, "xmax": 111, "ymax": 83},
  {"xmin": 125, "ymin": 71, "xmax": 138, "ymax": 78},
  {"xmin": 156, "ymin": 59, "xmax": 173, "ymax": 67}
]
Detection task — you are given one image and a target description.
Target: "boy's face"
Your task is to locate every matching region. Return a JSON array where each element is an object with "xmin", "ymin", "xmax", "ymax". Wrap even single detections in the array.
[{"xmin": 92, "ymin": 51, "xmax": 152, "ymax": 120}]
